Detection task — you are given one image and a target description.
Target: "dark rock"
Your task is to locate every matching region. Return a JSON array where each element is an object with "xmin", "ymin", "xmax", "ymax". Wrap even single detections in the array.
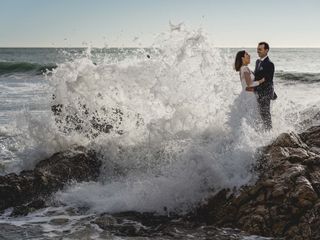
[
  {"xmin": 49, "ymin": 218, "xmax": 70, "ymax": 225},
  {"xmin": 196, "ymin": 125, "xmax": 320, "ymax": 239},
  {"xmin": 93, "ymin": 212, "xmax": 173, "ymax": 237},
  {"xmin": 93, "ymin": 211, "xmax": 254, "ymax": 239},
  {"xmin": 51, "ymin": 101, "xmax": 124, "ymax": 138},
  {"xmin": 0, "ymin": 147, "xmax": 101, "ymax": 213},
  {"xmin": 300, "ymin": 126, "xmax": 320, "ymax": 149},
  {"xmin": 11, "ymin": 199, "xmax": 46, "ymax": 217}
]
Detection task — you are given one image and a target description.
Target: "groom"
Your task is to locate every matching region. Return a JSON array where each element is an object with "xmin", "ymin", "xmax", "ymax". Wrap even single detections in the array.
[{"xmin": 249, "ymin": 42, "xmax": 275, "ymax": 130}]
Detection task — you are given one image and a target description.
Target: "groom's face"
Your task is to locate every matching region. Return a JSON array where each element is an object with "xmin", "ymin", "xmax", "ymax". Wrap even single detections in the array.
[{"xmin": 257, "ymin": 44, "xmax": 268, "ymax": 58}]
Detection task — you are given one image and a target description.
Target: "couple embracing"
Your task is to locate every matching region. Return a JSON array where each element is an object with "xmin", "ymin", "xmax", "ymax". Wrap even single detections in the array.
[{"xmin": 234, "ymin": 42, "xmax": 276, "ymax": 131}]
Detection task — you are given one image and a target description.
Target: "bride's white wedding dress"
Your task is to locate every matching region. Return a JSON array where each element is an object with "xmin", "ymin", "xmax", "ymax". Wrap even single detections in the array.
[
  {"xmin": 228, "ymin": 66, "xmax": 260, "ymax": 130},
  {"xmin": 239, "ymin": 66, "xmax": 260, "ymax": 122}
]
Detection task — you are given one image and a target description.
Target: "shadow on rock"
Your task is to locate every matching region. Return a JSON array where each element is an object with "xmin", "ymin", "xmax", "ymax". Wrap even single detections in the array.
[{"xmin": 0, "ymin": 146, "xmax": 101, "ymax": 216}]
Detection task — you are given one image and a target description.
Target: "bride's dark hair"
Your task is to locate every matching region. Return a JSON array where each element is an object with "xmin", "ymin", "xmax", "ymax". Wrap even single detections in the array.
[{"xmin": 234, "ymin": 50, "xmax": 245, "ymax": 72}]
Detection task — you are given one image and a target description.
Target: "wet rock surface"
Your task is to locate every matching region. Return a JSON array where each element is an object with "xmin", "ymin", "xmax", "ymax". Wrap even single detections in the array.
[
  {"xmin": 0, "ymin": 147, "xmax": 101, "ymax": 214},
  {"xmin": 2, "ymin": 123, "xmax": 320, "ymax": 239},
  {"xmin": 196, "ymin": 125, "xmax": 320, "ymax": 239},
  {"xmin": 93, "ymin": 211, "xmax": 255, "ymax": 239}
]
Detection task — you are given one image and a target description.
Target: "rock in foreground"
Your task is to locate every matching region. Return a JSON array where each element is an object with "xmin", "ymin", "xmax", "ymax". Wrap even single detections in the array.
[
  {"xmin": 0, "ymin": 147, "xmax": 101, "ymax": 213},
  {"xmin": 197, "ymin": 125, "xmax": 320, "ymax": 239}
]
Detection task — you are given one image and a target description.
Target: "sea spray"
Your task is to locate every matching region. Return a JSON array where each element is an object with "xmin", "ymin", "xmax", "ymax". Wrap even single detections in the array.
[
  {"xmin": 6, "ymin": 26, "xmax": 308, "ymax": 214},
  {"xmin": 49, "ymin": 27, "xmax": 266, "ymax": 214}
]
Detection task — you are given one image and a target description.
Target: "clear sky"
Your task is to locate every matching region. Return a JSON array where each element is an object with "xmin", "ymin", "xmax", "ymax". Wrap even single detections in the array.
[{"xmin": 1, "ymin": 0, "xmax": 319, "ymax": 48}]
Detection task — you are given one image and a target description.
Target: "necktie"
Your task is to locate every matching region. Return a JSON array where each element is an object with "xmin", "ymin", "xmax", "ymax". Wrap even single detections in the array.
[{"xmin": 257, "ymin": 59, "xmax": 262, "ymax": 70}]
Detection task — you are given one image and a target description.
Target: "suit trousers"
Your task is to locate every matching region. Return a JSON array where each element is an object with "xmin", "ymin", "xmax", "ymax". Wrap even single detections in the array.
[{"xmin": 257, "ymin": 95, "xmax": 272, "ymax": 130}]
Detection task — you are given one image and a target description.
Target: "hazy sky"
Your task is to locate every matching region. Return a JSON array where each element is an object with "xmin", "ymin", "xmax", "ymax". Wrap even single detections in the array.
[{"xmin": 1, "ymin": 0, "xmax": 319, "ymax": 48}]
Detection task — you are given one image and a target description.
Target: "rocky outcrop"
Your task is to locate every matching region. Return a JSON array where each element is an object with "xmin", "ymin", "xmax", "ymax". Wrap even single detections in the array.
[
  {"xmin": 0, "ymin": 147, "xmax": 101, "ymax": 214},
  {"xmin": 196, "ymin": 125, "xmax": 320, "ymax": 239},
  {"xmin": 51, "ymin": 102, "xmax": 123, "ymax": 138},
  {"xmin": 93, "ymin": 211, "xmax": 254, "ymax": 239},
  {"xmin": 2, "ymin": 123, "xmax": 320, "ymax": 239}
]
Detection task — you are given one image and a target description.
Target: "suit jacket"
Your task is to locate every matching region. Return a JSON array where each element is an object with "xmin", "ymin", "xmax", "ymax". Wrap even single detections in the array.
[{"xmin": 254, "ymin": 56, "xmax": 275, "ymax": 98}]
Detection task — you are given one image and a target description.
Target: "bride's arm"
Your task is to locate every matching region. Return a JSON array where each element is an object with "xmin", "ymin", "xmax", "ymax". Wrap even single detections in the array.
[{"xmin": 244, "ymin": 71, "xmax": 265, "ymax": 87}]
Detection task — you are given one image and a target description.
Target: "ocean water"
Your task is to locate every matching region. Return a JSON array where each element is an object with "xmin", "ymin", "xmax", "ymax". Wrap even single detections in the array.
[{"xmin": 1, "ymin": 27, "xmax": 320, "ymax": 239}]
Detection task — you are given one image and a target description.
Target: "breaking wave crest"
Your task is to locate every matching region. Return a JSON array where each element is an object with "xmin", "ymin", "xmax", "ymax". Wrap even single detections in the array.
[{"xmin": 13, "ymin": 25, "xmax": 292, "ymax": 214}]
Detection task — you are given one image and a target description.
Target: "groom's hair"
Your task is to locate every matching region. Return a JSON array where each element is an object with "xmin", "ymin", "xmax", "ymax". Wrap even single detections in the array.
[{"xmin": 258, "ymin": 42, "xmax": 270, "ymax": 50}]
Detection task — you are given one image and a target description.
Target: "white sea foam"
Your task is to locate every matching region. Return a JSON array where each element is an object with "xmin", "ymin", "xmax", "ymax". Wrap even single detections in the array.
[
  {"xmin": 7, "ymin": 26, "xmax": 320, "ymax": 214},
  {"xmin": 51, "ymin": 27, "xmax": 275, "ymax": 214}
]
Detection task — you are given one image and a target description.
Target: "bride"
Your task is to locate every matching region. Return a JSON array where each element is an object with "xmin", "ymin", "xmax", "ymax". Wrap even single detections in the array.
[{"xmin": 231, "ymin": 50, "xmax": 265, "ymax": 128}]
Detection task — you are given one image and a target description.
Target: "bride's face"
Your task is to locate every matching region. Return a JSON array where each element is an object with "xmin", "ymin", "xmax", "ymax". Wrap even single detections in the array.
[{"xmin": 242, "ymin": 52, "xmax": 250, "ymax": 65}]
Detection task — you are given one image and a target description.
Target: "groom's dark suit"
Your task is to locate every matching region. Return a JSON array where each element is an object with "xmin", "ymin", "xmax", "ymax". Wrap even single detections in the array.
[{"xmin": 254, "ymin": 56, "xmax": 275, "ymax": 130}]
